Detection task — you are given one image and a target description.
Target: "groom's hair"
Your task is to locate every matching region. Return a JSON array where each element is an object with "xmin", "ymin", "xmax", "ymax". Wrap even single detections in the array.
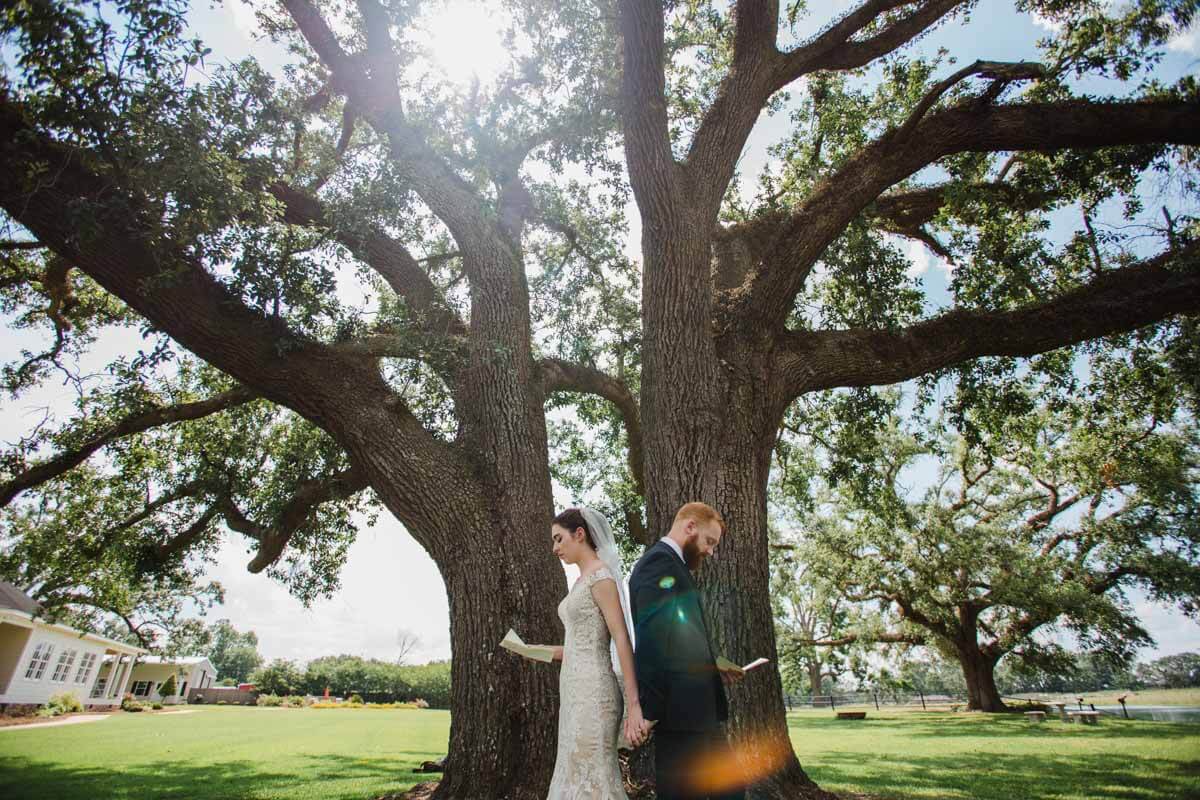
[
  {"xmin": 673, "ymin": 502, "xmax": 727, "ymax": 535},
  {"xmin": 552, "ymin": 508, "xmax": 597, "ymax": 549}
]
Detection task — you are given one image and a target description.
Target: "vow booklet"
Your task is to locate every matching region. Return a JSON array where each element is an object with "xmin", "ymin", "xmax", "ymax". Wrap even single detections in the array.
[
  {"xmin": 500, "ymin": 629, "xmax": 556, "ymax": 663},
  {"xmin": 716, "ymin": 656, "xmax": 770, "ymax": 675}
]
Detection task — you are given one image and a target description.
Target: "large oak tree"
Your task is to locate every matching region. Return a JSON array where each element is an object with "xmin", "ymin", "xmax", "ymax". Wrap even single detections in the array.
[{"xmin": 2, "ymin": 0, "xmax": 1199, "ymax": 797}]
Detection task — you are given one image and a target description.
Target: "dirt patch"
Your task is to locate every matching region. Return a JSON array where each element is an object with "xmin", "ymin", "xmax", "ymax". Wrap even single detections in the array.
[
  {"xmin": 0, "ymin": 713, "xmax": 110, "ymax": 731},
  {"xmin": 376, "ymin": 781, "xmax": 438, "ymax": 800}
]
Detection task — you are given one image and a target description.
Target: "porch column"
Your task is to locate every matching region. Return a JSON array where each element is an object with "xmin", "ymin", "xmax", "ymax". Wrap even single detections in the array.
[
  {"xmin": 107, "ymin": 655, "xmax": 125, "ymax": 700},
  {"xmin": 114, "ymin": 655, "xmax": 135, "ymax": 699}
]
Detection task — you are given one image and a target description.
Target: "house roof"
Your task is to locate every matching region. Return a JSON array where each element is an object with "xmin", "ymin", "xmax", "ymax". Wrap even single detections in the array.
[
  {"xmin": 0, "ymin": 580, "xmax": 42, "ymax": 615},
  {"xmin": 0, "ymin": 608, "xmax": 146, "ymax": 654},
  {"xmin": 130, "ymin": 655, "xmax": 212, "ymax": 666}
]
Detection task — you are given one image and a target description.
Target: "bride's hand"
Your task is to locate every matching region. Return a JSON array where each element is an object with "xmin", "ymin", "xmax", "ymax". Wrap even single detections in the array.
[{"xmin": 624, "ymin": 702, "xmax": 647, "ymax": 747}]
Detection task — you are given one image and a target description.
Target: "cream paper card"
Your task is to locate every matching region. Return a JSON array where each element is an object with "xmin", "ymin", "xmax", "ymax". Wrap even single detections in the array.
[{"xmin": 500, "ymin": 629, "xmax": 556, "ymax": 663}]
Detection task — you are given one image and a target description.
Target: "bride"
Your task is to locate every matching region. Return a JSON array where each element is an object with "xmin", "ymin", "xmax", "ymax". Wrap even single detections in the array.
[{"xmin": 528, "ymin": 507, "xmax": 649, "ymax": 799}]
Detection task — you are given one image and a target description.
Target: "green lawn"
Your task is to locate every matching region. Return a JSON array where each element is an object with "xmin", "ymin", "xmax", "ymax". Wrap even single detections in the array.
[
  {"xmin": 787, "ymin": 708, "xmax": 1200, "ymax": 800},
  {"xmin": 0, "ymin": 706, "xmax": 448, "ymax": 800},
  {"xmin": 1, "ymin": 705, "xmax": 1197, "ymax": 800}
]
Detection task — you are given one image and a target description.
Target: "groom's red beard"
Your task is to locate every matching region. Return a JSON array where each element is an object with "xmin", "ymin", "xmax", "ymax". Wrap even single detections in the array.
[{"xmin": 682, "ymin": 538, "xmax": 704, "ymax": 570}]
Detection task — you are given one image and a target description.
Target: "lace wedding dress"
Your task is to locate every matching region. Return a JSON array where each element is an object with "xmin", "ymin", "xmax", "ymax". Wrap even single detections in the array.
[{"xmin": 546, "ymin": 566, "xmax": 629, "ymax": 800}]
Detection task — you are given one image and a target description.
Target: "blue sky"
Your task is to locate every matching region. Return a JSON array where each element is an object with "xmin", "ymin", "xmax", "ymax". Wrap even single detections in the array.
[{"xmin": 1, "ymin": 0, "xmax": 1198, "ymax": 668}]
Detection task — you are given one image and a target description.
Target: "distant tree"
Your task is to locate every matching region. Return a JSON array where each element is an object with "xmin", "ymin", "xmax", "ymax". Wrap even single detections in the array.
[
  {"xmin": 159, "ymin": 673, "xmax": 178, "ymax": 698},
  {"xmin": 396, "ymin": 628, "xmax": 421, "ymax": 665},
  {"xmin": 1137, "ymin": 652, "xmax": 1200, "ymax": 688},
  {"xmin": 208, "ymin": 619, "xmax": 263, "ymax": 684},
  {"xmin": 770, "ymin": 540, "xmax": 876, "ymax": 696},
  {"xmin": 251, "ymin": 659, "xmax": 303, "ymax": 696},
  {"xmin": 785, "ymin": 369, "xmax": 1199, "ymax": 711}
]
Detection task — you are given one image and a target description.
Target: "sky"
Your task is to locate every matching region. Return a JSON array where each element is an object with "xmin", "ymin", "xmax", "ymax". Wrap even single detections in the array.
[{"xmin": 2, "ymin": 0, "xmax": 1199, "ymax": 668}]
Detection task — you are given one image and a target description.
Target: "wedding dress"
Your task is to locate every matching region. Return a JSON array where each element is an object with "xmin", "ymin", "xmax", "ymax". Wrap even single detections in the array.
[{"xmin": 546, "ymin": 566, "xmax": 629, "ymax": 800}]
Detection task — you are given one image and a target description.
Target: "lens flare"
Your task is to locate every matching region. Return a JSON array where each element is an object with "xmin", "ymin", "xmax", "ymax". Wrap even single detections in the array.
[
  {"xmin": 682, "ymin": 732, "xmax": 794, "ymax": 795},
  {"xmin": 658, "ymin": 576, "xmax": 676, "ymax": 589}
]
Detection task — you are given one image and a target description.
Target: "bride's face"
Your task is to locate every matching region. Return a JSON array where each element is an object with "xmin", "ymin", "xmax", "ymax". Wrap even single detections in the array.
[{"xmin": 551, "ymin": 523, "xmax": 588, "ymax": 565}]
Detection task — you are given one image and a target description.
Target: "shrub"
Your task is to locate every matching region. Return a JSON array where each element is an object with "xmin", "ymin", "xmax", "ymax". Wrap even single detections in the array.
[
  {"xmin": 151, "ymin": 702, "xmax": 164, "ymax": 710},
  {"xmin": 348, "ymin": 693, "xmax": 364, "ymax": 705},
  {"xmin": 284, "ymin": 695, "xmax": 306, "ymax": 708},
  {"xmin": 45, "ymin": 691, "xmax": 84, "ymax": 716},
  {"xmin": 191, "ymin": 694, "xmax": 205, "ymax": 704},
  {"xmin": 121, "ymin": 695, "xmax": 145, "ymax": 712},
  {"xmin": 257, "ymin": 694, "xmax": 284, "ymax": 707}
]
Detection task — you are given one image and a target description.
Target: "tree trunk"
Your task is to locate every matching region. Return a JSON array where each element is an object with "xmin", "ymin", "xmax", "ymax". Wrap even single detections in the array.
[
  {"xmin": 806, "ymin": 660, "xmax": 824, "ymax": 698},
  {"xmin": 640, "ymin": 232, "xmax": 828, "ymax": 797},
  {"xmin": 434, "ymin": 511, "xmax": 563, "ymax": 799},
  {"xmin": 956, "ymin": 645, "xmax": 1006, "ymax": 713}
]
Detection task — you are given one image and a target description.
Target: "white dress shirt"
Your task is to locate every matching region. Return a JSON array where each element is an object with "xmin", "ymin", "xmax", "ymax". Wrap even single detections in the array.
[{"xmin": 660, "ymin": 536, "xmax": 684, "ymax": 564}]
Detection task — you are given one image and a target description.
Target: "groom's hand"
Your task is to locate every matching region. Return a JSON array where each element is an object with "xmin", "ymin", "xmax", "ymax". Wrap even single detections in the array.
[{"xmin": 718, "ymin": 665, "xmax": 745, "ymax": 687}]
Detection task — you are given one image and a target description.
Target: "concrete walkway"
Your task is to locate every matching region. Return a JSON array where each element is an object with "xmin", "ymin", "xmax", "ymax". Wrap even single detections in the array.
[{"xmin": 0, "ymin": 713, "xmax": 110, "ymax": 731}]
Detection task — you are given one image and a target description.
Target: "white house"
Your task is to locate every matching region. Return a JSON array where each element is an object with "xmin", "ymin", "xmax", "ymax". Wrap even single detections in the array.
[
  {"xmin": 0, "ymin": 581, "xmax": 146, "ymax": 711},
  {"xmin": 97, "ymin": 655, "xmax": 216, "ymax": 704}
]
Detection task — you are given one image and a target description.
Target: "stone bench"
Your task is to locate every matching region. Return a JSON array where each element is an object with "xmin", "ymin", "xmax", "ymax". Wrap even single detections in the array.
[
  {"xmin": 1067, "ymin": 711, "xmax": 1100, "ymax": 725},
  {"xmin": 1024, "ymin": 711, "xmax": 1046, "ymax": 723},
  {"xmin": 836, "ymin": 711, "xmax": 867, "ymax": 720}
]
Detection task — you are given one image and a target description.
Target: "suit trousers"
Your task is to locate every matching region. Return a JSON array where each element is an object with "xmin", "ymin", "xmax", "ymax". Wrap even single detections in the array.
[{"xmin": 654, "ymin": 727, "xmax": 747, "ymax": 800}]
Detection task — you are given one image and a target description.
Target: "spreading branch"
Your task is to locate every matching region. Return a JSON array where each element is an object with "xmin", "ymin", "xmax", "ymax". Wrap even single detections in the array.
[
  {"xmin": 732, "ymin": 98, "xmax": 1200, "ymax": 327},
  {"xmin": 268, "ymin": 182, "xmax": 466, "ymax": 338},
  {"xmin": 539, "ymin": 357, "xmax": 645, "ymax": 497},
  {"xmin": 775, "ymin": 242, "xmax": 1200, "ymax": 399},
  {"xmin": 218, "ymin": 466, "xmax": 369, "ymax": 572},
  {"xmin": 1, "ymin": 387, "xmax": 258, "ymax": 508}
]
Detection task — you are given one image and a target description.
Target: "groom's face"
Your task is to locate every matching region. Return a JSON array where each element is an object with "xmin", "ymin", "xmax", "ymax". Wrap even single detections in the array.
[{"xmin": 682, "ymin": 520, "xmax": 723, "ymax": 571}]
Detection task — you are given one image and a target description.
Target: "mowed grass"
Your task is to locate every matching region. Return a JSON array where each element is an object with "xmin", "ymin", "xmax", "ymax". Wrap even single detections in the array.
[
  {"xmin": 2, "ymin": 704, "xmax": 1198, "ymax": 800},
  {"xmin": 786, "ymin": 707, "xmax": 1200, "ymax": 800},
  {"xmin": 0, "ymin": 706, "xmax": 448, "ymax": 800}
]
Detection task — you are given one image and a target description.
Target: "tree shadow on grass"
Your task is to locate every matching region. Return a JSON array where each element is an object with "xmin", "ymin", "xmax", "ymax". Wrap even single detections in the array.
[
  {"xmin": 0, "ymin": 753, "xmax": 429, "ymax": 800},
  {"xmin": 804, "ymin": 751, "xmax": 1200, "ymax": 800},
  {"xmin": 789, "ymin": 713, "xmax": 1200, "ymax": 741}
]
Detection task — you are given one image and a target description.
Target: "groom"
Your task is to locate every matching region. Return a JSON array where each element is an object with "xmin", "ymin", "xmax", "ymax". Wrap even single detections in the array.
[{"xmin": 629, "ymin": 502, "xmax": 746, "ymax": 800}]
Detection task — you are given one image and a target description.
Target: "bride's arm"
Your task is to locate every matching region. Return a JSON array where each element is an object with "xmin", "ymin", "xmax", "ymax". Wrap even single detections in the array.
[{"xmin": 592, "ymin": 580, "xmax": 646, "ymax": 728}]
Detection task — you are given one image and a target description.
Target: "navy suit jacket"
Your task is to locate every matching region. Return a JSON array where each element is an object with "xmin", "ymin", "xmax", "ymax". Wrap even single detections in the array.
[{"xmin": 629, "ymin": 540, "xmax": 728, "ymax": 731}]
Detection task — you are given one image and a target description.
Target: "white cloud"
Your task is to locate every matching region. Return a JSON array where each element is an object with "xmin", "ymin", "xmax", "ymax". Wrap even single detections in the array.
[
  {"xmin": 906, "ymin": 238, "xmax": 932, "ymax": 278},
  {"xmin": 904, "ymin": 237, "xmax": 954, "ymax": 278},
  {"xmin": 1030, "ymin": 11, "xmax": 1064, "ymax": 34},
  {"xmin": 1167, "ymin": 21, "xmax": 1200, "ymax": 54},
  {"xmin": 225, "ymin": 0, "xmax": 261, "ymax": 41}
]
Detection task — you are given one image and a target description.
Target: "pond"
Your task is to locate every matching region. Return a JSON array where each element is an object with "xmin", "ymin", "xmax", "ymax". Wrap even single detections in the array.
[{"xmin": 1093, "ymin": 705, "xmax": 1200, "ymax": 722}]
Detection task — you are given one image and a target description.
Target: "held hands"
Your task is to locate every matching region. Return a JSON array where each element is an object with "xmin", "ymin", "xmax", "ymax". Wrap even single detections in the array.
[{"xmin": 623, "ymin": 702, "xmax": 652, "ymax": 748}]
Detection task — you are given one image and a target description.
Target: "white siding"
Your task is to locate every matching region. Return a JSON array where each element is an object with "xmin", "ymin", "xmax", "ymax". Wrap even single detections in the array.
[{"xmin": 0, "ymin": 627, "xmax": 109, "ymax": 706}]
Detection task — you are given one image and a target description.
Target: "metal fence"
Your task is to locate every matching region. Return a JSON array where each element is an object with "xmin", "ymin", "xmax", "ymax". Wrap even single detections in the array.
[
  {"xmin": 783, "ymin": 691, "xmax": 965, "ymax": 710},
  {"xmin": 187, "ymin": 688, "xmax": 258, "ymax": 705}
]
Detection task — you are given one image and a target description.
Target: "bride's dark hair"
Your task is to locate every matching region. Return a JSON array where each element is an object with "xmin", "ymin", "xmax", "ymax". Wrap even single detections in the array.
[{"xmin": 552, "ymin": 508, "xmax": 596, "ymax": 550}]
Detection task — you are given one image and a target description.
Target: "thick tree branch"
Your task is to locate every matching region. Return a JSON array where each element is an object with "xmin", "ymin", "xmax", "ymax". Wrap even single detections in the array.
[
  {"xmin": 792, "ymin": 630, "xmax": 926, "ymax": 646},
  {"xmin": 734, "ymin": 98, "xmax": 1200, "ymax": 327},
  {"xmin": 775, "ymin": 0, "xmax": 966, "ymax": 83},
  {"xmin": 283, "ymin": 0, "xmax": 499, "ymax": 253},
  {"xmin": 618, "ymin": 0, "xmax": 679, "ymax": 211},
  {"xmin": 218, "ymin": 466, "xmax": 369, "ymax": 572},
  {"xmin": 775, "ymin": 243, "xmax": 1200, "ymax": 398},
  {"xmin": 154, "ymin": 506, "xmax": 222, "ymax": 563},
  {"xmin": 539, "ymin": 358, "xmax": 645, "ymax": 496},
  {"xmin": 1, "ymin": 387, "xmax": 259, "ymax": 509},
  {"xmin": 0, "ymin": 94, "xmax": 362, "ymax": 421}
]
